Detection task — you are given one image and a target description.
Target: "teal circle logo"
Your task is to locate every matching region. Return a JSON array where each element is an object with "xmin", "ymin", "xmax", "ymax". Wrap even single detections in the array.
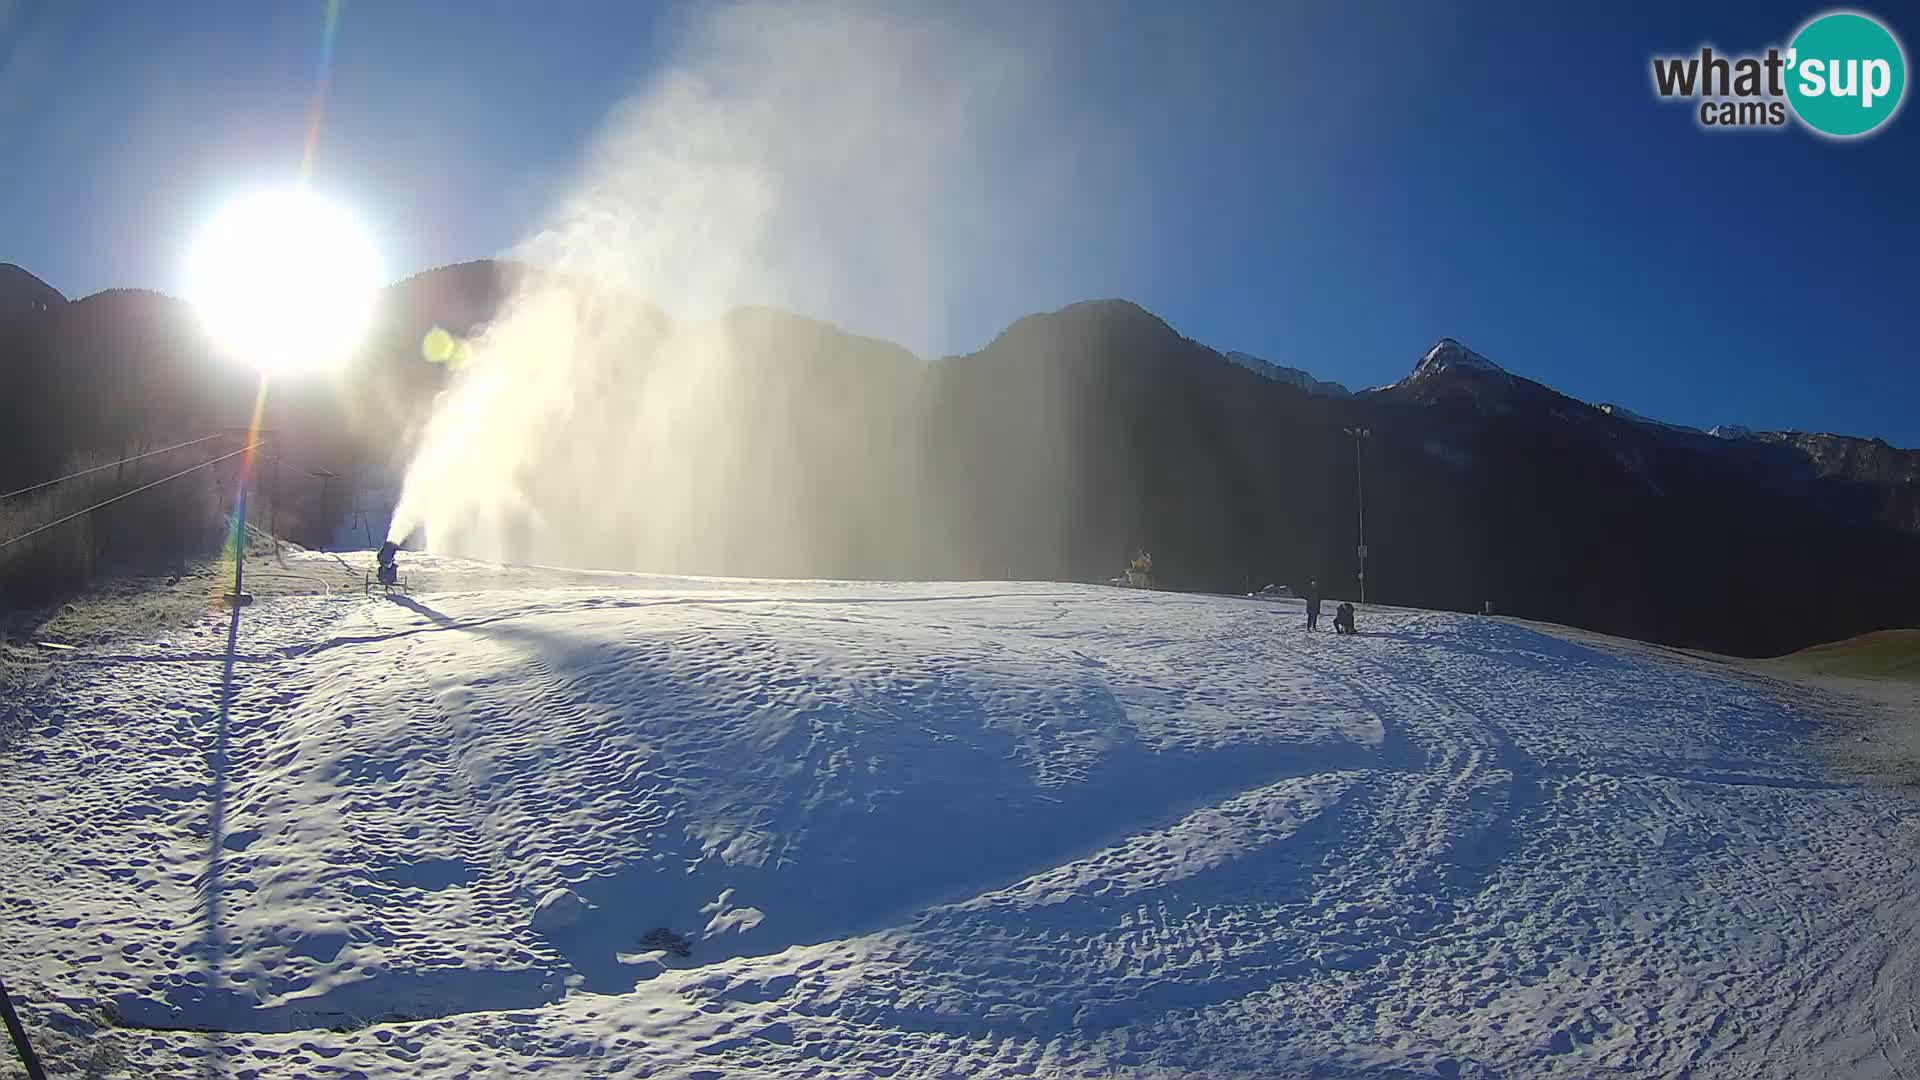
[{"xmin": 1787, "ymin": 11, "xmax": 1907, "ymax": 137}]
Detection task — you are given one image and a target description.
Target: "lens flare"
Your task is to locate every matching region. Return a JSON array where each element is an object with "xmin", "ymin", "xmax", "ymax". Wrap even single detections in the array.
[{"xmin": 422, "ymin": 326, "xmax": 456, "ymax": 363}]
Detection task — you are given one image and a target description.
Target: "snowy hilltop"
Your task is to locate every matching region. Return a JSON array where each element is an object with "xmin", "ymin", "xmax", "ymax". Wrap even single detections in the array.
[
  {"xmin": 1223, "ymin": 350, "xmax": 1353, "ymax": 397},
  {"xmin": 3, "ymin": 556, "xmax": 1916, "ymax": 1077},
  {"xmin": 1404, "ymin": 336, "xmax": 1510, "ymax": 382},
  {"xmin": 1596, "ymin": 402, "xmax": 1705, "ymax": 436}
]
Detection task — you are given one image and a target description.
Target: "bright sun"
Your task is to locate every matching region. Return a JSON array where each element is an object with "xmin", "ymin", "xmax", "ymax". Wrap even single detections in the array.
[{"xmin": 186, "ymin": 187, "xmax": 382, "ymax": 374}]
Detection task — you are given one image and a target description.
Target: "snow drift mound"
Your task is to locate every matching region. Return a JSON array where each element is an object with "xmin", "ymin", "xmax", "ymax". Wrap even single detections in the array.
[{"xmin": 4, "ymin": 567, "xmax": 1918, "ymax": 1077}]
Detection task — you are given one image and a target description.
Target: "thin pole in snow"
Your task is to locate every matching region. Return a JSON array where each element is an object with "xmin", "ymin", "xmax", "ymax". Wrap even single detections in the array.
[
  {"xmin": 0, "ymin": 976, "xmax": 48, "ymax": 1080},
  {"xmin": 1344, "ymin": 426, "xmax": 1370, "ymax": 604}
]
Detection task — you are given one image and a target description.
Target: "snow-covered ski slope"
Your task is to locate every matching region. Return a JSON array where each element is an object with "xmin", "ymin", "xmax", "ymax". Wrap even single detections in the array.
[{"xmin": 4, "ymin": 560, "xmax": 1919, "ymax": 1078}]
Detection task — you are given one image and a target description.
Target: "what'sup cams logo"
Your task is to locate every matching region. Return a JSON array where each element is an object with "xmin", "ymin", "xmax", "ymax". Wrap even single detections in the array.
[{"xmin": 1652, "ymin": 9, "xmax": 1906, "ymax": 137}]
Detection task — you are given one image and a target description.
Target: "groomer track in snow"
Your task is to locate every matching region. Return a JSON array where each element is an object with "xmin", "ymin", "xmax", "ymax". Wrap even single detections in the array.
[{"xmin": 3, "ymin": 556, "xmax": 1918, "ymax": 1078}]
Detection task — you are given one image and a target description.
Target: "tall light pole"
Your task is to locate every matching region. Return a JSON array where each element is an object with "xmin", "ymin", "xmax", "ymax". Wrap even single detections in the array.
[
  {"xmin": 219, "ymin": 415, "xmax": 269, "ymax": 608},
  {"xmin": 1344, "ymin": 427, "xmax": 1370, "ymax": 604}
]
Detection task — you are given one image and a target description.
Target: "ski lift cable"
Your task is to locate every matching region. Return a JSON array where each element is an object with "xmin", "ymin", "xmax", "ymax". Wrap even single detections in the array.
[
  {"xmin": 0, "ymin": 441, "xmax": 265, "ymax": 551},
  {"xmin": 0, "ymin": 433, "xmax": 232, "ymax": 503}
]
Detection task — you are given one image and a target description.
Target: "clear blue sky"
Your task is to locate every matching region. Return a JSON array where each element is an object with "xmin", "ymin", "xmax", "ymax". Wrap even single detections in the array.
[{"xmin": 3, "ymin": 1, "xmax": 1915, "ymax": 443}]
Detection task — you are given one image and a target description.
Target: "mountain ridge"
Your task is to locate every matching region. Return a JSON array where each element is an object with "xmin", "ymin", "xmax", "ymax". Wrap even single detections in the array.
[
  {"xmin": 0, "ymin": 262, "xmax": 65, "ymax": 318},
  {"xmin": 6, "ymin": 256, "xmax": 1906, "ymax": 452},
  {"xmin": 2, "ymin": 256, "xmax": 1914, "ymax": 655}
]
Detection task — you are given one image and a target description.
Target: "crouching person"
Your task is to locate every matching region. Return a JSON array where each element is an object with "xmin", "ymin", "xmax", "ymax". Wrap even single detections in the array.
[{"xmin": 1333, "ymin": 601, "xmax": 1356, "ymax": 635}]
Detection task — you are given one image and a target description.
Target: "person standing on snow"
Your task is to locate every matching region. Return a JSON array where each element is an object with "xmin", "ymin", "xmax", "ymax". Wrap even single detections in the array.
[{"xmin": 1305, "ymin": 579, "xmax": 1322, "ymax": 631}]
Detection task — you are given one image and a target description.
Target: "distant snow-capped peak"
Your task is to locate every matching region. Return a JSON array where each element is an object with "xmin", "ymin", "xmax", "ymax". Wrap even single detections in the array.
[
  {"xmin": 1222, "ymin": 351, "xmax": 1352, "ymax": 397},
  {"xmin": 1409, "ymin": 338, "xmax": 1508, "ymax": 381},
  {"xmin": 1597, "ymin": 403, "xmax": 1705, "ymax": 436}
]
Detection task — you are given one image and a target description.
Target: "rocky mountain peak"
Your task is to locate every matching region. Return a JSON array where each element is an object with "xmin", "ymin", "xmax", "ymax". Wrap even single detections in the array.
[{"xmin": 1409, "ymin": 337, "xmax": 1507, "ymax": 381}]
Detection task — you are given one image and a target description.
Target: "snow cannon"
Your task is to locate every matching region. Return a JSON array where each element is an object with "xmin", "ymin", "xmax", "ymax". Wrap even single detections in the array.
[
  {"xmin": 377, "ymin": 540, "xmax": 400, "ymax": 583},
  {"xmin": 368, "ymin": 540, "xmax": 407, "ymax": 594}
]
